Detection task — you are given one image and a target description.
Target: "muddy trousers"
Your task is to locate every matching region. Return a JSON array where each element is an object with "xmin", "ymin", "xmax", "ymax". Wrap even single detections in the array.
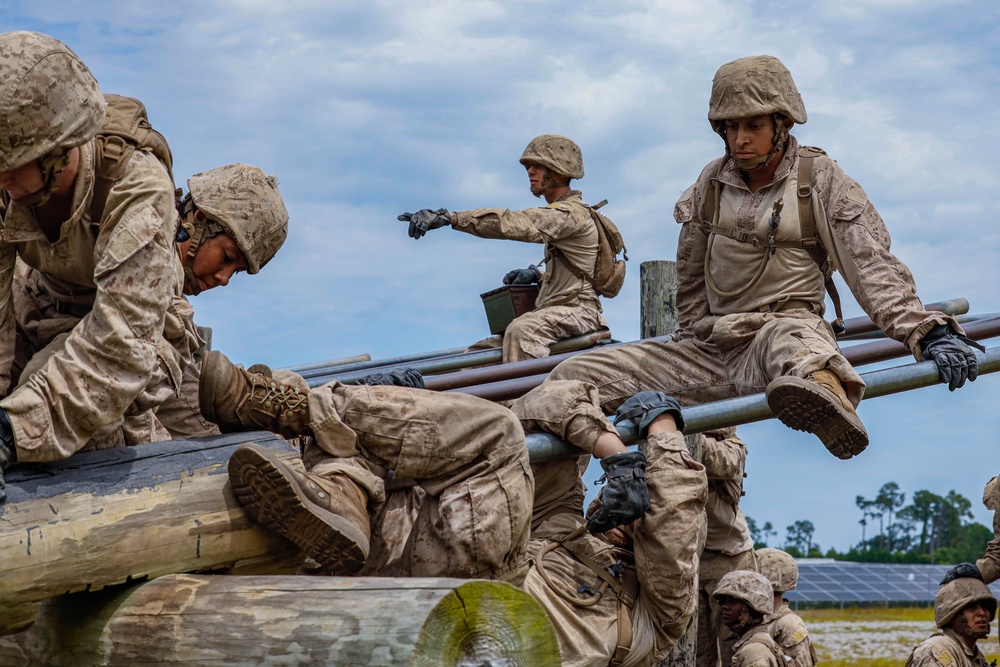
[{"xmin": 301, "ymin": 383, "xmax": 534, "ymax": 582}]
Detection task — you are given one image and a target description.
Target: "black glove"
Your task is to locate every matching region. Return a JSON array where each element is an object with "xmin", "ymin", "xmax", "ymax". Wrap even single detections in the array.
[
  {"xmin": 0, "ymin": 407, "xmax": 17, "ymax": 506},
  {"xmin": 613, "ymin": 391, "xmax": 685, "ymax": 437},
  {"xmin": 919, "ymin": 324, "xmax": 985, "ymax": 391},
  {"xmin": 502, "ymin": 265, "xmax": 542, "ymax": 286},
  {"xmin": 587, "ymin": 451, "xmax": 650, "ymax": 534},
  {"xmin": 397, "ymin": 208, "xmax": 451, "ymax": 239},
  {"xmin": 940, "ymin": 562, "xmax": 983, "ymax": 585},
  {"xmin": 361, "ymin": 368, "xmax": 425, "ymax": 389}
]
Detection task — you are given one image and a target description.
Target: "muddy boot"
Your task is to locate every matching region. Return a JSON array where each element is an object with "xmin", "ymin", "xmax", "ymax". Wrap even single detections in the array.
[
  {"xmin": 199, "ymin": 351, "xmax": 310, "ymax": 439},
  {"xmin": 228, "ymin": 444, "xmax": 370, "ymax": 575},
  {"xmin": 765, "ymin": 369, "xmax": 868, "ymax": 460}
]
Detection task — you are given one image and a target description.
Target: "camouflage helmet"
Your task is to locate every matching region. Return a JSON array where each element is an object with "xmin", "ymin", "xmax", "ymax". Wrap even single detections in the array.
[
  {"xmin": 187, "ymin": 163, "xmax": 288, "ymax": 275},
  {"xmin": 757, "ymin": 548, "xmax": 799, "ymax": 593},
  {"xmin": 0, "ymin": 31, "xmax": 106, "ymax": 172},
  {"xmin": 934, "ymin": 577, "xmax": 997, "ymax": 628},
  {"xmin": 519, "ymin": 134, "xmax": 584, "ymax": 180},
  {"xmin": 713, "ymin": 570, "xmax": 774, "ymax": 617},
  {"xmin": 708, "ymin": 55, "xmax": 807, "ymax": 125}
]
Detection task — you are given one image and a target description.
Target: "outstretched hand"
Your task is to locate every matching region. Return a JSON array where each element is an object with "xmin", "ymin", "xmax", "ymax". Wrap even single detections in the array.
[{"xmin": 398, "ymin": 208, "xmax": 451, "ymax": 239}]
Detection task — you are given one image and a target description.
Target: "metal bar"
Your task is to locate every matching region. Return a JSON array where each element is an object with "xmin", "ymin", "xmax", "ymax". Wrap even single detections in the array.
[
  {"xmin": 837, "ymin": 312, "xmax": 996, "ymax": 342},
  {"xmin": 525, "ymin": 345, "xmax": 1000, "ymax": 463},
  {"xmin": 305, "ymin": 330, "xmax": 611, "ymax": 388},
  {"xmin": 456, "ymin": 316, "xmax": 1000, "ymax": 402},
  {"xmin": 835, "ymin": 298, "xmax": 968, "ymax": 339},
  {"xmin": 284, "ymin": 353, "xmax": 372, "ymax": 373}
]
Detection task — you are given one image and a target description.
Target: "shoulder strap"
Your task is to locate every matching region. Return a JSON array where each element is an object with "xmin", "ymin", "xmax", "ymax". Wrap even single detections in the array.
[
  {"xmin": 746, "ymin": 629, "xmax": 787, "ymax": 663},
  {"xmin": 797, "ymin": 146, "xmax": 846, "ymax": 335}
]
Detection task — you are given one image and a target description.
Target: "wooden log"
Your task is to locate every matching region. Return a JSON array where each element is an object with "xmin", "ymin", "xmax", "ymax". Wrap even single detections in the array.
[
  {"xmin": 0, "ymin": 574, "xmax": 561, "ymax": 667},
  {"xmin": 0, "ymin": 433, "xmax": 305, "ymax": 635}
]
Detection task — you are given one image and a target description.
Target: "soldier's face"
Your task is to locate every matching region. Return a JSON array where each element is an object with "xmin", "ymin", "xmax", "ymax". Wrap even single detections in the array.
[
  {"xmin": 525, "ymin": 162, "xmax": 547, "ymax": 196},
  {"xmin": 718, "ymin": 596, "xmax": 746, "ymax": 629},
  {"xmin": 954, "ymin": 601, "xmax": 993, "ymax": 639},
  {"xmin": 186, "ymin": 232, "xmax": 249, "ymax": 295},
  {"xmin": 0, "ymin": 160, "xmax": 44, "ymax": 201},
  {"xmin": 724, "ymin": 115, "xmax": 775, "ymax": 164}
]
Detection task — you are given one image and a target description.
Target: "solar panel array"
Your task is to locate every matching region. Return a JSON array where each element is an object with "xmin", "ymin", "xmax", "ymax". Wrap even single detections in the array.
[{"xmin": 791, "ymin": 560, "xmax": 1000, "ymax": 604}]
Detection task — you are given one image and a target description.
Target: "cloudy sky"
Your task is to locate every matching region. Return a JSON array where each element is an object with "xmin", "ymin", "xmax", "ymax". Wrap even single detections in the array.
[{"xmin": 5, "ymin": 0, "xmax": 998, "ymax": 551}]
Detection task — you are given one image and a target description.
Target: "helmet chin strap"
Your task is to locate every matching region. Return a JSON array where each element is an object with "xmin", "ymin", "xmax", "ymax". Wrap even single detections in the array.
[
  {"xmin": 177, "ymin": 200, "xmax": 224, "ymax": 296},
  {"xmin": 717, "ymin": 114, "xmax": 790, "ymax": 172},
  {"xmin": 16, "ymin": 150, "xmax": 71, "ymax": 209}
]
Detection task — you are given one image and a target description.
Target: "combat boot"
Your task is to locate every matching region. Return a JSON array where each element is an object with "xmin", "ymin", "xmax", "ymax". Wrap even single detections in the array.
[
  {"xmin": 765, "ymin": 369, "xmax": 868, "ymax": 460},
  {"xmin": 228, "ymin": 444, "xmax": 370, "ymax": 575},
  {"xmin": 199, "ymin": 351, "xmax": 310, "ymax": 439}
]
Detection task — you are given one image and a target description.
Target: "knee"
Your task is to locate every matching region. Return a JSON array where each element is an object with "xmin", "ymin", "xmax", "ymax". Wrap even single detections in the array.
[{"xmin": 548, "ymin": 355, "xmax": 586, "ymax": 382}]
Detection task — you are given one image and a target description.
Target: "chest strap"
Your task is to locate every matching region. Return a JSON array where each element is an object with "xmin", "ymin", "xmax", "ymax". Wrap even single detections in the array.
[{"xmin": 534, "ymin": 524, "xmax": 639, "ymax": 666}]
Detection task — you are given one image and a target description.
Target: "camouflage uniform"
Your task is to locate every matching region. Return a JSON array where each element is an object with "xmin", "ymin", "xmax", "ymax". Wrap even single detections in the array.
[
  {"xmin": 457, "ymin": 189, "xmax": 607, "ymax": 362},
  {"xmin": 907, "ymin": 576, "xmax": 996, "ymax": 667},
  {"xmin": 977, "ymin": 475, "xmax": 999, "ymax": 584},
  {"xmin": 513, "ymin": 381, "xmax": 707, "ymax": 666},
  {"xmin": 907, "ymin": 629, "xmax": 992, "ymax": 667},
  {"xmin": 157, "ymin": 163, "xmax": 289, "ymax": 440},
  {"xmin": 713, "ymin": 570, "xmax": 785, "ymax": 667},
  {"xmin": 294, "ymin": 382, "xmax": 533, "ymax": 581},
  {"xmin": 762, "ymin": 603, "xmax": 816, "ymax": 667},
  {"xmin": 0, "ymin": 32, "xmax": 199, "ymax": 460},
  {"xmin": 542, "ymin": 58, "xmax": 961, "ymax": 461},
  {"xmin": 698, "ymin": 429, "xmax": 757, "ymax": 667}
]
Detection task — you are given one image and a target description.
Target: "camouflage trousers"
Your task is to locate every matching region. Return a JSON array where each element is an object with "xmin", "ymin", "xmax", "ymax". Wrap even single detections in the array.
[
  {"xmin": 468, "ymin": 303, "xmax": 607, "ymax": 363},
  {"xmin": 697, "ymin": 548, "xmax": 759, "ymax": 667},
  {"xmin": 546, "ymin": 311, "xmax": 866, "ymax": 448},
  {"xmin": 301, "ymin": 383, "xmax": 534, "ymax": 582},
  {"xmin": 521, "ymin": 430, "xmax": 708, "ymax": 666}
]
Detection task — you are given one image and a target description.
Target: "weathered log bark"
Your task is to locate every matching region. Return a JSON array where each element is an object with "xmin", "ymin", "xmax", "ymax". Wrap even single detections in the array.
[
  {"xmin": 0, "ymin": 433, "xmax": 305, "ymax": 635},
  {"xmin": 0, "ymin": 574, "xmax": 560, "ymax": 667}
]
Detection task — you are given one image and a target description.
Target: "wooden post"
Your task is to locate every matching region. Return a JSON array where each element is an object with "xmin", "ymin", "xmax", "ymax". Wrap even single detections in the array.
[
  {"xmin": 0, "ymin": 574, "xmax": 561, "ymax": 667},
  {"xmin": 0, "ymin": 434, "xmax": 305, "ymax": 635},
  {"xmin": 639, "ymin": 260, "xmax": 680, "ymax": 340},
  {"xmin": 640, "ymin": 259, "xmax": 698, "ymax": 667}
]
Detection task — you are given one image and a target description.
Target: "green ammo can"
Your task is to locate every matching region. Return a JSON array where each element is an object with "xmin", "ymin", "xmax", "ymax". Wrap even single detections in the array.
[{"xmin": 480, "ymin": 285, "xmax": 540, "ymax": 335}]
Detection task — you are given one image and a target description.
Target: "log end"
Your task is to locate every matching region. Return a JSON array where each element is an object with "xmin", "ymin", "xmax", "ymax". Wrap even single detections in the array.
[{"xmin": 411, "ymin": 580, "xmax": 560, "ymax": 667}]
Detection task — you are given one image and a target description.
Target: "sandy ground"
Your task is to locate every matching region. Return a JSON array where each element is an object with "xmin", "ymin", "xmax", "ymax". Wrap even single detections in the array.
[{"xmin": 810, "ymin": 618, "xmax": 1000, "ymax": 661}]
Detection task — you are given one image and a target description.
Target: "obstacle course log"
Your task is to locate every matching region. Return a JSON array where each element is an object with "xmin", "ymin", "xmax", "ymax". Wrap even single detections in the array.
[
  {"xmin": 0, "ymin": 434, "xmax": 305, "ymax": 636},
  {"xmin": 0, "ymin": 575, "xmax": 560, "ymax": 667}
]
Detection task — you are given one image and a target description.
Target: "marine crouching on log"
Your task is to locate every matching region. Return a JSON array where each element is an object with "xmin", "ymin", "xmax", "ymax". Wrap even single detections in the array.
[{"xmin": 200, "ymin": 351, "xmax": 708, "ymax": 666}]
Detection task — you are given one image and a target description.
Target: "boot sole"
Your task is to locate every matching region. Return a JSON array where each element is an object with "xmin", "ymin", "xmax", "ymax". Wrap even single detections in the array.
[
  {"xmin": 766, "ymin": 376, "xmax": 869, "ymax": 460},
  {"xmin": 228, "ymin": 445, "xmax": 369, "ymax": 575}
]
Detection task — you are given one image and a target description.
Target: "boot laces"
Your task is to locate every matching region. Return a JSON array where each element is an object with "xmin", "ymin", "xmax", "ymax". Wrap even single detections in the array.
[{"xmin": 243, "ymin": 371, "xmax": 308, "ymax": 417}]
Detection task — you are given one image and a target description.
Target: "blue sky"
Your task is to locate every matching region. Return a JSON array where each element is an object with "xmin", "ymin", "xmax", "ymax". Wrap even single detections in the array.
[{"xmin": 4, "ymin": 0, "xmax": 998, "ymax": 551}]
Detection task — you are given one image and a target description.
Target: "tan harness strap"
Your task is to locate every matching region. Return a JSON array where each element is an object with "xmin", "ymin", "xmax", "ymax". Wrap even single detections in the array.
[{"xmin": 796, "ymin": 148, "xmax": 846, "ymax": 335}]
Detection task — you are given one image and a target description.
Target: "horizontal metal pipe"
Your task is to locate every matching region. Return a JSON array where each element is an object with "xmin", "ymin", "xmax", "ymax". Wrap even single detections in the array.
[
  {"xmin": 837, "ymin": 312, "xmax": 996, "ymax": 342},
  {"xmin": 464, "ymin": 316, "xmax": 1000, "ymax": 402},
  {"xmin": 412, "ymin": 299, "xmax": 972, "ymax": 392},
  {"xmin": 284, "ymin": 353, "xmax": 372, "ymax": 373},
  {"xmin": 305, "ymin": 330, "xmax": 611, "ymax": 388},
  {"xmin": 835, "ymin": 298, "xmax": 968, "ymax": 338},
  {"xmin": 525, "ymin": 345, "xmax": 1000, "ymax": 463},
  {"xmin": 293, "ymin": 346, "xmax": 468, "ymax": 378}
]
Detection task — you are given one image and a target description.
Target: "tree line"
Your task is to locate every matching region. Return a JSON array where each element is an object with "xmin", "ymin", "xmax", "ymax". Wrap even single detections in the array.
[{"xmin": 747, "ymin": 481, "xmax": 992, "ymax": 564}]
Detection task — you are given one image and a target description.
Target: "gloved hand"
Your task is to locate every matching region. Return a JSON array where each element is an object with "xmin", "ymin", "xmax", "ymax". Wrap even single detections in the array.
[
  {"xmin": 940, "ymin": 562, "xmax": 983, "ymax": 585},
  {"xmin": 502, "ymin": 265, "xmax": 542, "ymax": 286},
  {"xmin": 919, "ymin": 324, "xmax": 985, "ymax": 391},
  {"xmin": 397, "ymin": 208, "xmax": 451, "ymax": 239},
  {"xmin": 613, "ymin": 391, "xmax": 685, "ymax": 437},
  {"xmin": 0, "ymin": 407, "xmax": 17, "ymax": 505},
  {"xmin": 587, "ymin": 451, "xmax": 650, "ymax": 534}
]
